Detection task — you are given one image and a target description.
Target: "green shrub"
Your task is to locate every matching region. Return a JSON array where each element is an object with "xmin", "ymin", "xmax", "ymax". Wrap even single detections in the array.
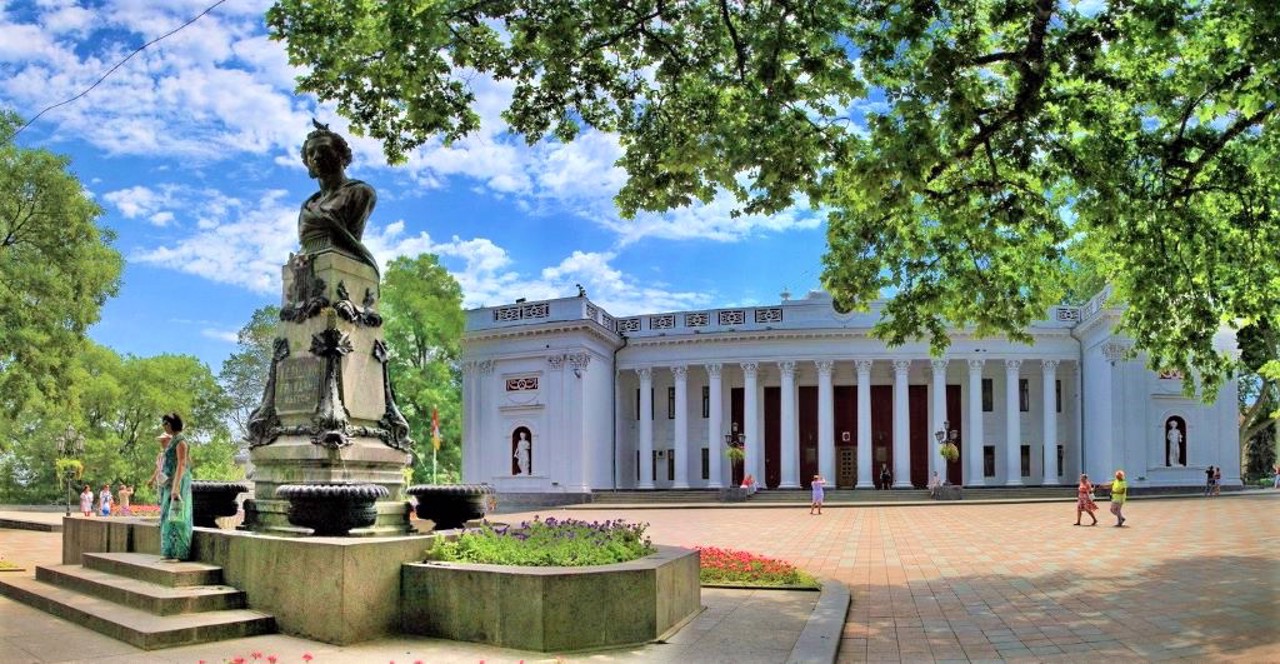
[{"xmin": 427, "ymin": 517, "xmax": 655, "ymax": 566}]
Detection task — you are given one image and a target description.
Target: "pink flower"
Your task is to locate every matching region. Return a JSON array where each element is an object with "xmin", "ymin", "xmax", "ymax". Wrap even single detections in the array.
[
  {"xmin": 268, "ymin": 657, "xmax": 278, "ymax": 664},
  {"xmin": 302, "ymin": 655, "xmax": 313, "ymax": 663}
]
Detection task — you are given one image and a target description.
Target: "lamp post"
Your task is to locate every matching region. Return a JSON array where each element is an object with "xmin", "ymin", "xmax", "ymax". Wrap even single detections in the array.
[
  {"xmin": 56, "ymin": 425, "xmax": 85, "ymax": 517},
  {"xmin": 724, "ymin": 422, "xmax": 746, "ymax": 483},
  {"xmin": 934, "ymin": 420, "xmax": 959, "ymax": 484}
]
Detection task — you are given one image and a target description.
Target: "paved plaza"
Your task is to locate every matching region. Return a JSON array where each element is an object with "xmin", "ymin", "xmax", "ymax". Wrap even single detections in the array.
[{"xmin": 0, "ymin": 493, "xmax": 1276, "ymax": 663}]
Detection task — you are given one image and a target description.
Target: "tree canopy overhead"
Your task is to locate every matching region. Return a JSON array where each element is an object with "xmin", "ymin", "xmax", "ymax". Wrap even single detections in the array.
[{"xmin": 267, "ymin": 0, "xmax": 1278, "ymax": 394}]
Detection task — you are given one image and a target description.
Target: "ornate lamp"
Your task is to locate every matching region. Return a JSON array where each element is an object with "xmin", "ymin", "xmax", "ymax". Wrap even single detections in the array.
[{"xmin": 56, "ymin": 426, "xmax": 84, "ymax": 517}]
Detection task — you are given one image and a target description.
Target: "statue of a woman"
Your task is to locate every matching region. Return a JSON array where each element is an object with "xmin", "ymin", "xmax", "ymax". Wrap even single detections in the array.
[{"xmin": 297, "ymin": 121, "xmax": 379, "ymax": 275}]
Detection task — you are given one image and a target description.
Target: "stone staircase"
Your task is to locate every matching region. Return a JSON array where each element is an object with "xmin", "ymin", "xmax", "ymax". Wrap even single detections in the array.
[{"xmin": 0, "ymin": 552, "xmax": 275, "ymax": 650}]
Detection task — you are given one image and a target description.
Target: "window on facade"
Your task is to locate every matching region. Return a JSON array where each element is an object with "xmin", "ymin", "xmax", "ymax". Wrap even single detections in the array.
[
  {"xmin": 701, "ymin": 448, "xmax": 710, "ymax": 480},
  {"xmin": 635, "ymin": 451, "xmax": 640, "ymax": 481},
  {"xmin": 983, "ymin": 446, "xmax": 996, "ymax": 477},
  {"xmin": 635, "ymin": 389, "xmax": 640, "ymax": 420},
  {"xmin": 701, "ymin": 386, "xmax": 710, "ymax": 418},
  {"xmin": 668, "ymin": 387, "xmax": 675, "ymax": 419},
  {"xmin": 1057, "ymin": 445, "xmax": 1065, "ymax": 477},
  {"xmin": 1019, "ymin": 379, "xmax": 1030, "ymax": 412},
  {"xmin": 652, "ymin": 451, "xmax": 659, "ymax": 482},
  {"xmin": 1020, "ymin": 445, "xmax": 1031, "ymax": 477},
  {"xmin": 667, "ymin": 453, "xmax": 675, "ymax": 480},
  {"xmin": 1056, "ymin": 379, "xmax": 1062, "ymax": 413},
  {"xmin": 982, "ymin": 379, "xmax": 994, "ymax": 412}
]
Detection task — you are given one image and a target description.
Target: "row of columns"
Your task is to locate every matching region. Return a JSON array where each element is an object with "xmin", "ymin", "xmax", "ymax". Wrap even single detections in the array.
[{"xmin": 633, "ymin": 358, "xmax": 1064, "ymax": 489}]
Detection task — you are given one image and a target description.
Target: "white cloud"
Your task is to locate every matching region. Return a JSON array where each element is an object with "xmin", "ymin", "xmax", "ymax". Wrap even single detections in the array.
[{"xmin": 200, "ymin": 327, "xmax": 239, "ymax": 343}]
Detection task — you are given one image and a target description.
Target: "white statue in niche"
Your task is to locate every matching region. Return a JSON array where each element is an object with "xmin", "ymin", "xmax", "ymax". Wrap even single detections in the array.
[
  {"xmin": 513, "ymin": 430, "xmax": 531, "ymax": 476},
  {"xmin": 1166, "ymin": 420, "xmax": 1184, "ymax": 467}
]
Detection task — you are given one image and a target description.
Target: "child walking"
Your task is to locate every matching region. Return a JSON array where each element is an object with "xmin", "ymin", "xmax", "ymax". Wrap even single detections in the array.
[{"xmin": 810, "ymin": 474, "xmax": 826, "ymax": 515}]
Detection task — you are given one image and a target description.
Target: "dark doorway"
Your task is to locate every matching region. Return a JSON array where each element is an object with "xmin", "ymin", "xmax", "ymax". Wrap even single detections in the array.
[
  {"xmin": 834, "ymin": 386, "xmax": 857, "ymax": 488},
  {"xmin": 871, "ymin": 385, "xmax": 893, "ymax": 487},
  {"xmin": 764, "ymin": 387, "xmax": 781, "ymax": 488},
  {"xmin": 730, "ymin": 388, "xmax": 744, "ymax": 486},
  {"xmin": 909, "ymin": 385, "xmax": 928, "ymax": 488},
  {"xmin": 946, "ymin": 384, "xmax": 963, "ymax": 485},
  {"xmin": 799, "ymin": 386, "xmax": 818, "ymax": 488}
]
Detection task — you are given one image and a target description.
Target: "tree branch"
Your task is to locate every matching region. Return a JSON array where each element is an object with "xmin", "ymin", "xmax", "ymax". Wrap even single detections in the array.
[{"xmin": 718, "ymin": 0, "xmax": 749, "ymax": 83}]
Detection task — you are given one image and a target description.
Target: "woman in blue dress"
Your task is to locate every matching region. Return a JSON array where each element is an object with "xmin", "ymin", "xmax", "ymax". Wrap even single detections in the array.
[{"xmin": 158, "ymin": 412, "xmax": 193, "ymax": 562}]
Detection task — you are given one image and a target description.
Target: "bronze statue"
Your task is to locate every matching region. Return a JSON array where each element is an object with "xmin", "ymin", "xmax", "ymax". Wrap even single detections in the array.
[{"xmin": 297, "ymin": 120, "xmax": 379, "ymax": 275}]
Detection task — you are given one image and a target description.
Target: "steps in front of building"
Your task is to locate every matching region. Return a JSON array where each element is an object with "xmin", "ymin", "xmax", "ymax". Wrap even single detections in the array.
[
  {"xmin": 0, "ymin": 552, "xmax": 275, "ymax": 650},
  {"xmin": 588, "ymin": 486, "xmax": 1082, "ymax": 504}
]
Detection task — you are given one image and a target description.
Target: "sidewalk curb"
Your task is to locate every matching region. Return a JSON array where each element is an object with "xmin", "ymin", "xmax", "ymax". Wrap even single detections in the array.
[{"xmin": 786, "ymin": 578, "xmax": 849, "ymax": 664}]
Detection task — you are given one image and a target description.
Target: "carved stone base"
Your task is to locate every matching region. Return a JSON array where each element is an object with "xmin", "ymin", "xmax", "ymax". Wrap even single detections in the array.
[{"xmin": 243, "ymin": 435, "xmax": 412, "ymax": 535}]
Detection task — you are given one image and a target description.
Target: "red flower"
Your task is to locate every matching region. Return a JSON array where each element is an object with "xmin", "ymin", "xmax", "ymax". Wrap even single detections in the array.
[{"xmin": 302, "ymin": 655, "xmax": 313, "ymax": 663}]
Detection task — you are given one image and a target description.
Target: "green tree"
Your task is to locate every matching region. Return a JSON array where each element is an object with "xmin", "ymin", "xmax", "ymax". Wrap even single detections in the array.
[
  {"xmin": 218, "ymin": 305, "xmax": 281, "ymax": 439},
  {"xmin": 268, "ymin": 0, "xmax": 1278, "ymax": 395},
  {"xmin": 0, "ymin": 111, "xmax": 124, "ymax": 415},
  {"xmin": 380, "ymin": 254, "xmax": 465, "ymax": 484}
]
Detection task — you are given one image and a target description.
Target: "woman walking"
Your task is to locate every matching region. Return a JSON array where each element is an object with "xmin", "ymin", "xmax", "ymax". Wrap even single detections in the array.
[
  {"xmin": 1109, "ymin": 470, "xmax": 1128, "ymax": 527},
  {"xmin": 1075, "ymin": 473, "xmax": 1098, "ymax": 526},
  {"xmin": 79, "ymin": 485, "xmax": 93, "ymax": 517},
  {"xmin": 157, "ymin": 412, "xmax": 194, "ymax": 562}
]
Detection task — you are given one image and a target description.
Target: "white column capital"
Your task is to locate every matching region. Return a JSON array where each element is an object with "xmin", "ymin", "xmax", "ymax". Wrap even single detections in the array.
[
  {"xmin": 815, "ymin": 359, "xmax": 834, "ymax": 376},
  {"xmin": 1042, "ymin": 359, "xmax": 1060, "ymax": 373},
  {"xmin": 742, "ymin": 362, "xmax": 759, "ymax": 378},
  {"xmin": 855, "ymin": 359, "xmax": 874, "ymax": 374},
  {"xmin": 706, "ymin": 363, "xmax": 723, "ymax": 378},
  {"xmin": 671, "ymin": 365, "xmax": 688, "ymax": 379},
  {"xmin": 548, "ymin": 354, "xmax": 565, "ymax": 370},
  {"xmin": 779, "ymin": 360, "xmax": 797, "ymax": 376},
  {"xmin": 1005, "ymin": 359, "xmax": 1022, "ymax": 373},
  {"xmin": 930, "ymin": 358, "xmax": 949, "ymax": 372},
  {"xmin": 893, "ymin": 359, "xmax": 912, "ymax": 374},
  {"xmin": 636, "ymin": 367, "xmax": 652, "ymax": 380},
  {"xmin": 967, "ymin": 358, "xmax": 985, "ymax": 371}
]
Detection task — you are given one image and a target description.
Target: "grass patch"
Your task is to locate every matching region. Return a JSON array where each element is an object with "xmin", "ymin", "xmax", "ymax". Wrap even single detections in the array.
[
  {"xmin": 427, "ymin": 516, "xmax": 655, "ymax": 566},
  {"xmin": 697, "ymin": 546, "xmax": 820, "ymax": 589}
]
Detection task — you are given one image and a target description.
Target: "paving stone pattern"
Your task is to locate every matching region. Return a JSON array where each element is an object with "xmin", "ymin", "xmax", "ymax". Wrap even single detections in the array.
[{"xmin": 532, "ymin": 494, "xmax": 1279, "ymax": 663}]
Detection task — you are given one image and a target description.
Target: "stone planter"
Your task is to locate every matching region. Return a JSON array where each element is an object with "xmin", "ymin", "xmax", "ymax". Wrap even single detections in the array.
[
  {"xmin": 405, "ymin": 484, "xmax": 493, "ymax": 530},
  {"xmin": 401, "ymin": 545, "xmax": 700, "ymax": 652},
  {"xmin": 275, "ymin": 483, "xmax": 389, "ymax": 536},
  {"xmin": 190, "ymin": 480, "xmax": 251, "ymax": 528}
]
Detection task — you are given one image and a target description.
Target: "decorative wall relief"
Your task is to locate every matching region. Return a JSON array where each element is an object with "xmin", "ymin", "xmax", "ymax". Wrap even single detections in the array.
[
  {"xmin": 372, "ymin": 339, "xmax": 414, "ymax": 452},
  {"xmin": 246, "ymin": 338, "xmax": 290, "ymax": 448},
  {"xmin": 310, "ymin": 327, "xmax": 355, "ymax": 448},
  {"xmin": 280, "ymin": 253, "xmax": 329, "ymax": 323},
  {"xmin": 333, "ymin": 280, "xmax": 384, "ymax": 327}
]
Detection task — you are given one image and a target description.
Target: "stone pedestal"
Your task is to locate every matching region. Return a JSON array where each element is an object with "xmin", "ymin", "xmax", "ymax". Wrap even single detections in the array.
[{"xmin": 242, "ymin": 250, "xmax": 413, "ymax": 535}]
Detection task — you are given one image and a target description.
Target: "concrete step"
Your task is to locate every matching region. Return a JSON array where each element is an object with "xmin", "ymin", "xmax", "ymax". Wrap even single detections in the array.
[
  {"xmin": 36, "ymin": 564, "xmax": 246, "ymax": 615},
  {"xmin": 0, "ymin": 574, "xmax": 275, "ymax": 650},
  {"xmin": 82, "ymin": 552, "xmax": 223, "ymax": 587}
]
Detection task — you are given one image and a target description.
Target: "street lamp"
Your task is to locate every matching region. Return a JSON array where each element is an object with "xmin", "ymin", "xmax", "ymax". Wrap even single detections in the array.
[
  {"xmin": 934, "ymin": 420, "xmax": 959, "ymax": 481},
  {"xmin": 56, "ymin": 426, "xmax": 84, "ymax": 517},
  {"xmin": 724, "ymin": 421, "xmax": 746, "ymax": 449}
]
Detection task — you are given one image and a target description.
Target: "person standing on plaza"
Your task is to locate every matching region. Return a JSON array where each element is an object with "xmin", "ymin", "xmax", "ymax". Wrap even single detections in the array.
[
  {"xmin": 1075, "ymin": 473, "xmax": 1098, "ymax": 526},
  {"xmin": 1213, "ymin": 466, "xmax": 1222, "ymax": 496},
  {"xmin": 810, "ymin": 474, "xmax": 826, "ymax": 515},
  {"xmin": 158, "ymin": 413, "xmax": 194, "ymax": 562},
  {"xmin": 1204, "ymin": 465, "xmax": 1215, "ymax": 496},
  {"xmin": 79, "ymin": 485, "xmax": 93, "ymax": 517},
  {"xmin": 927, "ymin": 471, "xmax": 942, "ymax": 498},
  {"xmin": 879, "ymin": 463, "xmax": 891, "ymax": 490},
  {"xmin": 98, "ymin": 483, "xmax": 113, "ymax": 517},
  {"xmin": 1273, "ymin": 464, "xmax": 1279, "ymax": 489},
  {"xmin": 1109, "ymin": 470, "xmax": 1128, "ymax": 527}
]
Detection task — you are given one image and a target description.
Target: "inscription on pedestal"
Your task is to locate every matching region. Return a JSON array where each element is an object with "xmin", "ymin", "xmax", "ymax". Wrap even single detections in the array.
[{"xmin": 276, "ymin": 357, "xmax": 324, "ymax": 414}]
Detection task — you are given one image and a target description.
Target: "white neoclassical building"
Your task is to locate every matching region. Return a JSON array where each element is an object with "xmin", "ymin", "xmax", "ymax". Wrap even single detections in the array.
[{"xmin": 461, "ymin": 288, "xmax": 1239, "ymax": 497}]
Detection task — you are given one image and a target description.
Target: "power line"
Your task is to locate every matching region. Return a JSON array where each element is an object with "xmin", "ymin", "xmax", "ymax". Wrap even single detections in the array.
[{"xmin": 4, "ymin": 0, "xmax": 229, "ymax": 143}]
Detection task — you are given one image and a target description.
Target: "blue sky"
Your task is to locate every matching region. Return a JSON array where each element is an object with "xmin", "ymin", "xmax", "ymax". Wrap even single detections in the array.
[{"xmin": 2, "ymin": 0, "xmax": 837, "ymax": 372}]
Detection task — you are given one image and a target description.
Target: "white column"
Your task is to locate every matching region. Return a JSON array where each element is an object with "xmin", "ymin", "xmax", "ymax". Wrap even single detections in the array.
[
  {"xmin": 930, "ymin": 359, "xmax": 947, "ymax": 483},
  {"xmin": 1042, "ymin": 360, "xmax": 1060, "ymax": 485},
  {"xmin": 967, "ymin": 359, "xmax": 985, "ymax": 487},
  {"xmin": 706, "ymin": 364, "xmax": 724, "ymax": 488},
  {"xmin": 892, "ymin": 359, "xmax": 912, "ymax": 488},
  {"xmin": 743, "ymin": 362, "xmax": 761, "ymax": 486},
  {"xmin": 779, "ymin": 361, "xmax": 799, "ymax": 488},
  {"xmin": 856, "ymin": 360, "xmax": 874, "ymax": 488},
  {"xmin": 672, "ymin": 365, "xmax": 689, "ymax": 489},
  {"xmin": 637, "ymin": 367, "xmax": 654, "ymax": 489},
  {"xmin": 1004, "ymin": 359, "xmax": 1023, "ymax": 486},
  {"xmin": 816, "ymin": 360, "xmax": 835, "ymax": 485}
]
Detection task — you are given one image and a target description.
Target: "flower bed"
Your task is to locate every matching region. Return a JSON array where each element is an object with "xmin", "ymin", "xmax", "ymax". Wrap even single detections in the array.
[
  {"xmin": 696, "ymin": 546, "xmax": 819, "ymax": 588},
  {"xmin": 427, "ymin": 516, "xmax": 654, "ymax": 566}
]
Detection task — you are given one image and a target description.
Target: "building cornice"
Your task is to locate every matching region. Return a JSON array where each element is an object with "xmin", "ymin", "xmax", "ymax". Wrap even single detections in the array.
[{"xmin": 465, "ymin": 319, "xmax": 622, "ymax": 347}]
